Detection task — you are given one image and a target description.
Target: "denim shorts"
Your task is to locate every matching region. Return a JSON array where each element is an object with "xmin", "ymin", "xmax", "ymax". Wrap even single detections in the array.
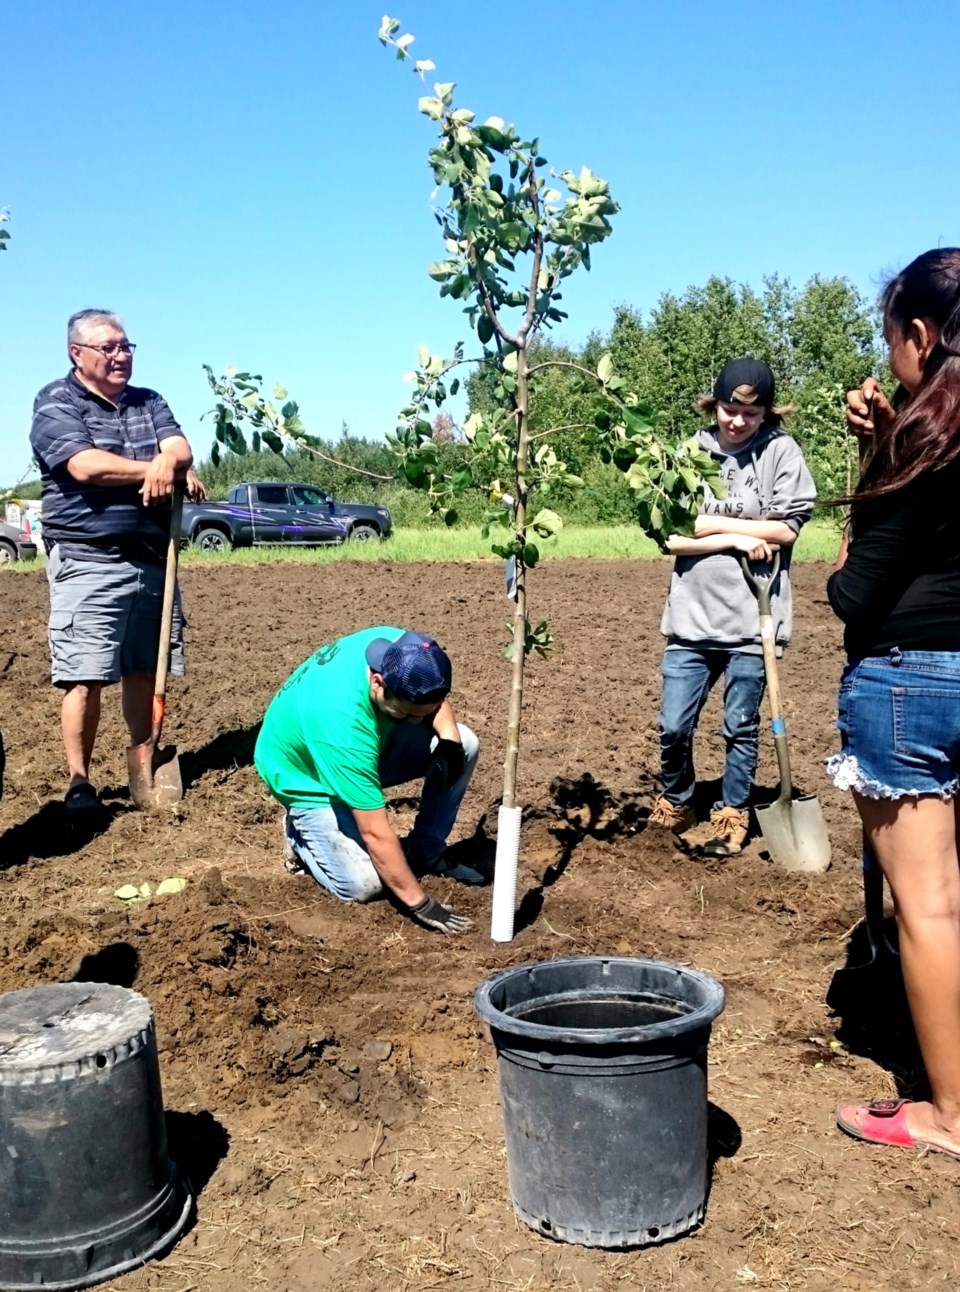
[{"xmin": 827, "ymin": 649, "xmax": 960, "ymax": 800}]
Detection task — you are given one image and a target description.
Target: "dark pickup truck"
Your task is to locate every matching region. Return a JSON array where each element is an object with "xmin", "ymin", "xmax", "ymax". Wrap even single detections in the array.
[{"xmin": 181, "ymin": 482, "xmax": 392, "ymax": 552}]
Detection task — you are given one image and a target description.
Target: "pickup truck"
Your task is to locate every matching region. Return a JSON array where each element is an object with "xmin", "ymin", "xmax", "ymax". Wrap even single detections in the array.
[{"xmin": 181, "ymin": 482, "xmax": 392, "ymax": 551}]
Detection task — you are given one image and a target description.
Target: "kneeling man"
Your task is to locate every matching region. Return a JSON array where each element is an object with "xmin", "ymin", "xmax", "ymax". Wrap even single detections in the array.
[{"xmin": 254, "ymin": 627, "xmax": 480, "ymax": 935}]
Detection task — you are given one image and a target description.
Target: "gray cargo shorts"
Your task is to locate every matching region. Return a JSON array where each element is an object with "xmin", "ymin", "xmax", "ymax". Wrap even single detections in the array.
[{"xmin": 46, "ymin": 544, "xmax": 186, "ymax": 687}]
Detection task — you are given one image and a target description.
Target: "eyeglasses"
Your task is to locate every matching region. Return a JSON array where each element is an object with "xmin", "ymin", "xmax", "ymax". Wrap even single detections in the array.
[{"xmin": 73, "ymin": 342, "xmax": 136, "ymax": 358}]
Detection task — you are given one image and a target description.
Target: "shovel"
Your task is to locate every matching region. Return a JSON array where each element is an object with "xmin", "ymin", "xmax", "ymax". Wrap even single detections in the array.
[
  {"xmin": 741, "ymin": 552, "xmax": 831, "ymax": 873},
  {"xmin": 126, "ymin": 488, "xmax": 184, "ymax": 810},
  {"xmin": 826, "ymin": 835, "xmax": 900, "ymax": 1014}
]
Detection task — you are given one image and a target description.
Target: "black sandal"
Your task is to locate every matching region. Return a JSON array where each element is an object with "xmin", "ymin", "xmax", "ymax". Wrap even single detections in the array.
[{"xmin": 64, "ymin": 782, "xmax": 101, "ymax": 812}]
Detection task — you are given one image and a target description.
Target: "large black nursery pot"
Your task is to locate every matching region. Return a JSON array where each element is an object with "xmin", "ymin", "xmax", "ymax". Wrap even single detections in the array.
[
  {"xmin": 0, "ymin": 981, "xmax": 192, "ymax": 1290},
  {"xmin": 475, "ymin": 956, "xmax": 725, "ymax": 1249}
]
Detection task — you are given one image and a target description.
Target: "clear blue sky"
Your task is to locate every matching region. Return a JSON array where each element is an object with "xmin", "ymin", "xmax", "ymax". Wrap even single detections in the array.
[{"xmin": 1, "ymin": 0, "xmax": 957, "ymax": 485}]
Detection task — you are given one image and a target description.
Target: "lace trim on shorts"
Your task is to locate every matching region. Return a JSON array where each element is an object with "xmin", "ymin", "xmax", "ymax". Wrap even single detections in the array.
[{"xmin": 826, "ymin": 752, "xmax": 960, "ymax": 801}]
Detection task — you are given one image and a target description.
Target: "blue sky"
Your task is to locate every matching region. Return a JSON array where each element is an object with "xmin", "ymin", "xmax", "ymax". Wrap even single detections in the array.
[{"xmin": 1, "ymin": 0, "xmax": 957, "ymax": 485}]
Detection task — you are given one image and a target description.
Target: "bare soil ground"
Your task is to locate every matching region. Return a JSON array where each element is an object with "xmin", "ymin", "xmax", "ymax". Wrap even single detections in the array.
[{"xmin": 0, "ymin": 559, "xmax": 953, "ymax": 1292}]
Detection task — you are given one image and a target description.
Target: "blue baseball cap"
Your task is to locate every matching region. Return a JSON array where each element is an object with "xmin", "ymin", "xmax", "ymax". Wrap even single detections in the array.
[{"xmin": 365, "ymin": 630, "xmax": 452, "ymax": 704}]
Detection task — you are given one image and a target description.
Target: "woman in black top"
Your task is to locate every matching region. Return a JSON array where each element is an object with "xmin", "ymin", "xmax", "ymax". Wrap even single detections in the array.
[{"xmin": 828, "ymin": 248, "xmax": 960, "ymax": 1160}]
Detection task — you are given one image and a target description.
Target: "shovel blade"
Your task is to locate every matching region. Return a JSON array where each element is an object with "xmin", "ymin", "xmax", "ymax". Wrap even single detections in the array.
[
  {"xmin": 756, "ymin": 793, "xmax": 831, "ymax": 874},
  {"xmin": 126, "ymin": 741, "xmax": 183, "ymax": 811}
]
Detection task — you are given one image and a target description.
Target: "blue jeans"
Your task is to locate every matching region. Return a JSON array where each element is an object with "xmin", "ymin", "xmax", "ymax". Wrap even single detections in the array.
[
  {"xmin": 659, "ymin": 648, "xmax": 766, "ymax": 810},
  {"xmin": 285, "ymin": 722, "xmax": 479, "ymax": 902},
  {"xmin": 827, "ymin": 649, "xmax": 960, "ymax": 800}
]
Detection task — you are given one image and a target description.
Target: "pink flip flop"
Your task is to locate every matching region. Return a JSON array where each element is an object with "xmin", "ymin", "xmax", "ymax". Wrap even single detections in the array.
[{"xmin": 837, "ymin": 1098, "xmax": 960, "ymax": 1160}]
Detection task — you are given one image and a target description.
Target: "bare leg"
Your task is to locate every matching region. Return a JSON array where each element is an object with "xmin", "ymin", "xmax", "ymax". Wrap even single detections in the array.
[
  {"xmin": 121, "ymin": 672, "xmax": 156, "ymax": 747},
  {"xmin": 61, "ymin": 682, "xmax": 102, "ymax": 786},
  {"xmin": 856, "ymin": 791, "xmax": 960, "ymax": 1152}
]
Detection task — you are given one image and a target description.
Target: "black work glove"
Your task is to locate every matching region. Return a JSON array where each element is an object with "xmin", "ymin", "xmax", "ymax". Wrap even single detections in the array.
[
  {"xmin": 429, "ymin": 737, "xmax": 466, "ymax": 791},
  {"xmin": 406, "ymin": 896, "xmax": 473, "ymax": 935}
]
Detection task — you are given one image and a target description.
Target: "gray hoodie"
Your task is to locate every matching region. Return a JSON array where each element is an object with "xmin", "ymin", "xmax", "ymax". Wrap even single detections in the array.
[{"xmin": 660, "ymin": 424, "xmax": 817, "ymax": 652}]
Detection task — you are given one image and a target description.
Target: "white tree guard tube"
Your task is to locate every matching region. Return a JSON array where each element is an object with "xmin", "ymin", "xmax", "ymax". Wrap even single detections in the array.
[{"xmin": 490, "ymin": 805, "xmax": 522, "ymax": 943}]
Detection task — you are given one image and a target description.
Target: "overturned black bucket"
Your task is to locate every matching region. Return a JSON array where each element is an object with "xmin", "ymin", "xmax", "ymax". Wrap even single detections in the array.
[
  {"xmin": 475, "ymin": 956, "xmax": 725, "ymax": 1248},
  {"xmin": 0, "ymin": 982, "xmax": 192, "ymax": 1290}
]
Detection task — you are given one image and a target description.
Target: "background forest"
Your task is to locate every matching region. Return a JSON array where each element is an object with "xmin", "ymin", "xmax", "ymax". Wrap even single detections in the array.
[{"xmin": 15, "ymin": 272, "xmax": 881, "ymax": 527}]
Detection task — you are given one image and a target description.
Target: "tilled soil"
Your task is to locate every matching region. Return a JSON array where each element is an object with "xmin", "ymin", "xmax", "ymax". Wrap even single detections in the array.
[{"xmin": 0, "ymin": 558, "xmax": 953, "ymax": 1292}]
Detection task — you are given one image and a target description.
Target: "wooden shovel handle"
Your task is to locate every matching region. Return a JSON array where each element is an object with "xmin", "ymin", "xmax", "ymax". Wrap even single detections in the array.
[
  {"xmin": 741, "ymin": 550, "xmax": 792, "ymax": 803},
  {"xmin": 151, "ymin": 488, "xmax": 183, "ymax": 743}
]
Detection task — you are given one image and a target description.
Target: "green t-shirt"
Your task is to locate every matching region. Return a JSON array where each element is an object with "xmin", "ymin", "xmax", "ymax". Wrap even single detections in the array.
[{"xmin": 254, "ymin": 626, "xmax": 404, "ymax": 811}]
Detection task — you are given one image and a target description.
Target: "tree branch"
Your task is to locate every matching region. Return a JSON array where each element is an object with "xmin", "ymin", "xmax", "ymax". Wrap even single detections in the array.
[
  {"xmin": 528, "ymin": 422, "xmax": 595, "ymax": 443},
  {"xmin": 296, "ymin": 443, "xmax": 394, "ymax": 481},
  {"xmin": 526, "ymin": 359, "xmax": 602, "ymax": 381}
]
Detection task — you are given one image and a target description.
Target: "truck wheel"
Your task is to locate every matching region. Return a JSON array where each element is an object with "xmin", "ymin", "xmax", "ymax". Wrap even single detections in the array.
[
  {"xmin": 194, "ymin": 527, "xmax": 232, "ymax": 553},
  {"xmin": 348, "ymin": 524, "xmax": 380, "ymax": 544},
  {"xmin": 0, "ymin": 541, "xmax": 18, "ymax": 564}
]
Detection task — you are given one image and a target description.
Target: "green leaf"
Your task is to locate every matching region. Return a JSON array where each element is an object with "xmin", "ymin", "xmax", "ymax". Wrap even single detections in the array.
[
  {"xmin": 419, "ymin": 96, "xmax": 443, "ymax": 120},
  {"xmin": 596, "ymin": 353, "xmax": 614, "ymax": 385},
  {"xmin": 261, "ymin": 429, "xmax": 284, "ymax": 454},
  {"xmin": 452, "ymin": 465, "xmax": 473, "ymax": 491},
  {"xmin": 156, "ymin": 877, "xmax": 188, "ymax": 896},
  {"xmin": 529, "ymin": 508, "xmax": 562, "ymax": 537},
  {"xmin": 502, "ymin": 350, "xmax": 519, "ymax": 374},
  {"xmin": 477, "ymin": 314, "xmax": 494, "ymax": 344},
  {"xmin": 378, "ymin": 15, "xmax": 401, "ymax": 43},
  {"xmin": 273, "ymin": 383, "xmax": 287, "ymax": 400}
]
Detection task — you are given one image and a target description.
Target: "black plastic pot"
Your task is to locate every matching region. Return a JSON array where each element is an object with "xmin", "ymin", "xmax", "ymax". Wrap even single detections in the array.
[
  {"xmin": 475, "ymin": 956, "xmax": 725, "ymax": 1248},
  {"xmin": 0, "ymin": 982, "xmax": 192, "ymax": 1290}
]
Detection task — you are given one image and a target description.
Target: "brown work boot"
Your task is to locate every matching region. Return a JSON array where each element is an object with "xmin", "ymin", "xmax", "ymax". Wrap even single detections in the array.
[
  {"xmin": 701, "ymin": 806, "xmax": 750, "ymax": 857},
  {"xmin": 649, "ymin": 796, "xmax": 697, "ymax": 835}
]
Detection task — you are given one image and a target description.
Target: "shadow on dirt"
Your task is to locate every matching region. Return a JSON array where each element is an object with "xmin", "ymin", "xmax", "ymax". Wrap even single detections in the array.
[
  {"xmin": 180, "ymin": 722, "xmax": 262, "ymax": 788},
  {"xmin": 72, "ymin": 942, "xmax": 140, "ymax": 989},
  {"xmin": 705, "ymin": 1101, "xmax": 742, "ymax": 1209},
  {"xmin": 166, "ymin": 1109, "xmax": 230, "ymax": 1197},
  {"xmin": 0, "ymin": 800, "xmax": 131, "ymax": 873},
  {"xmin": 442, "ymin": 819, "xmax": 496, "ymax": 882},
  {"xmin": 708, "ymin": 1102, "xmax": 742, "ymax": 1167},
  {"xmin": 515, "ymin": 773, "xmax": 657, "ymax": 934},
  {"xmin": 828, "ymin": 917, "xmax": 926, "ymax": 1098}
]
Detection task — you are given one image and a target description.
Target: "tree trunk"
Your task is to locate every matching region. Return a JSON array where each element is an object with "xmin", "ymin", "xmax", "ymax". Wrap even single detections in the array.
[{"xmin": 503, "ymin": 351, "xmax": 530, "ymax": 809}]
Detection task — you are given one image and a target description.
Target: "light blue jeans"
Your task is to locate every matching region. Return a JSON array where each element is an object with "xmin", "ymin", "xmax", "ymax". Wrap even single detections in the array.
[
  {"xmin": 285, "ymin": 721, "xmax": 479, "ymax": 902},
  {"xmin": 660, "ymin": 648, "xmax": 766, "ymax": 811}
]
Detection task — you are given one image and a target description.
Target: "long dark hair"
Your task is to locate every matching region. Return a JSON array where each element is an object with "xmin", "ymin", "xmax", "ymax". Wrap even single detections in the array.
[{"xmin": 853, "ymin": 248, "xmax": 960, "ymax": 514}]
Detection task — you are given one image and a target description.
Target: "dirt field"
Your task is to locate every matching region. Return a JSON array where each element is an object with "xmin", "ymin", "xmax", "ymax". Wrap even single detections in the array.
[{"xmin": 0, "ymin": 558, "xmax": 953, "ymax": 1292}]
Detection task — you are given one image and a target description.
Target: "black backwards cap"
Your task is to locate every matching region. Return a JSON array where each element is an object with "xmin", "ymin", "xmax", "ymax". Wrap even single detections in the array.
[
  {"xmin": 365, "ymin": 631, "xmax": 452, "ymax": 704},
  {"xmin": 713, "ymin": 358, "xmax": 776, "ymax": 407}
]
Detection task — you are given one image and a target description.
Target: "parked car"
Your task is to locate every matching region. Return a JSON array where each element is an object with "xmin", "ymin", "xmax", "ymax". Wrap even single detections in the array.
[
  {"xmin": 181, "ymin": 482, "xmax": 392, "ymax": 552},
  {"xmin": 0, "ymin": 520, "xmax": 38, "ymax": 564}
]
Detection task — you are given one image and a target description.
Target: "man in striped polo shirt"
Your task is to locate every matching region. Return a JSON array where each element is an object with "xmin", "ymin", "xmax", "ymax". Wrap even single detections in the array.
[{"xmin": 29, "ymin": 309, "xmax": 204, "ymax": 812}]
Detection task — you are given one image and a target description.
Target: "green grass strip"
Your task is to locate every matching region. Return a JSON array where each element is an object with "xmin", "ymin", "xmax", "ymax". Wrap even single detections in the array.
[{"xmin": 2, "ymin": 519, "xmax": 841, "ymax": 572}]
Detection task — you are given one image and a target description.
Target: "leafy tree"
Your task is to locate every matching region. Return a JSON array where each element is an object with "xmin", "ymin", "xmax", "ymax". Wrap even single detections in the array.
[
  {"xmin": 379, "ymin": 15, "xmax": 721, "ymax": 854},
  {"xmin": 540, "ymin": 271, "xmax": 884, "ymax": 501},
  {"xmin": 202, "ymin": 365, "xmax": 393, "ymax": 482}
]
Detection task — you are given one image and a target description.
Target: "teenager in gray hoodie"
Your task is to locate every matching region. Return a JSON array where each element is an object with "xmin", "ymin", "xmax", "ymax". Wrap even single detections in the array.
[{"xmin": 649, "ymin": 359, "xmax": 817, "ymax": 856}]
